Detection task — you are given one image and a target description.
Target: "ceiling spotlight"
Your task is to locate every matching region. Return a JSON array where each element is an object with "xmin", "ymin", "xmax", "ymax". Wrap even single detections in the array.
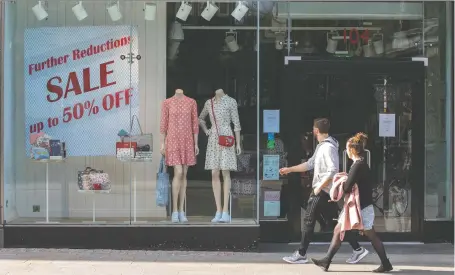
[
  {"xmin": 225, "ymin": 32, "xmax": 239, "ymax": 52},
  {"xmin": 72, "ymin": 1, "xmax": 88, "ymax": 21},
  {"xmin": 32, "ymin": 1, "xmax": 48, "ymax": 21},
  {"xmin": 231, "ymin": 1, "xmax": 249, "ymax": 21},
  {"xmin": 144, "ymin": 3, "xmax": 156, "ymax": 21},
  {"xmin": 201, "ymin": 1, "xmax": 219, "ymax": 21},
  {"xmin": 176, "ymin": 1, "xmax": 192, "ymax": 22},
  {"xmin": 107, "ymin": 1, "xmax": 122, "ymax": 22},
  {"xmin": 169, "ymin": 21, "xmax": 184, "ymax": 42}
]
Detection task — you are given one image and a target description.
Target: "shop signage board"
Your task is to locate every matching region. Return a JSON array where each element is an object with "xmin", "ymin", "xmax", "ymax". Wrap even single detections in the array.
[{"xmin": 24, "ymin": 26, "xmax": 139, "ymax": 156}]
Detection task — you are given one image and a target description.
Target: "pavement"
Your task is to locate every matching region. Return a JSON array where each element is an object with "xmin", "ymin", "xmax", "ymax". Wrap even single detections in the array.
[{"xmin": 0, "ymin": 243, "xmax": 452, "ymax": 275}]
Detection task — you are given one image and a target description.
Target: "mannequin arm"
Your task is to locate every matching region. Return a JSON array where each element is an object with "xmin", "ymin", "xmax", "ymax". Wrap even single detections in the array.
[
  {"xmin": 235, "ymin": 130, "xmax": 241, "ymax": 155},
  {"xmin": 160, "ymin": 133, "xmax": 166, "ymax": 155},
  {"xmin": 198, "ymin": 102, "xmax": 210, "ymax": 135},
  {"xmin": 194, "ymin": 133, "xmax": 199, "ymax": 155}
]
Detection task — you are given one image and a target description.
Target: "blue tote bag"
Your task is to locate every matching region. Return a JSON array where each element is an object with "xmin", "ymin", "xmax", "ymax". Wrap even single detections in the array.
[{"xmin": 156, "ymin": 156, "xmax": 170, "ymax": 207}]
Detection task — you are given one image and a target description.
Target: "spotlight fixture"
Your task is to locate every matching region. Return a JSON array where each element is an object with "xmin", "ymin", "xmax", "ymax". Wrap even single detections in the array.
[
  {"xmin": 231, "ymin": 1, "xmax": 248, "ymax": 21},
  {"xmin": 169, "ymin": 21, "xmax": 184, "ymax": 42},
  {"xmin": 107, "ymin": 1, "xmax": 122, "ymax": 22},
  {"xmin": 176, "ymin": 1, "xmax": 192, "ymax": 22},
  {"xmin": 32, "ymin": 1, "xmax": 48, "ymax": 21},
  {"xmin": 144, "ymin": 3, "xmax": 156, "ymax": 21},
  {"xmin": 72, "ymin": 1, "xmax": 88, "ymax": 21},
  {"xmin": 201, "ymin": 1, "xmax": 218, "ymax": 22},
  {"xmin": 225, "ymin": 31, "xmax": 239, "ymax": 52}
]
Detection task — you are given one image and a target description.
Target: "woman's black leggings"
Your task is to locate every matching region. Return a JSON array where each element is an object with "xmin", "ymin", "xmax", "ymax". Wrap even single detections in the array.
[{"xmin": 324, "ymin": 223, "xmax": 389, "ymax": 263}]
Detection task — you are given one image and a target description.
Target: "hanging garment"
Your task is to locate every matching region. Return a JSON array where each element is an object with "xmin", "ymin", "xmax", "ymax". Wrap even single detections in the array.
[
  {"xmin": 330, "ymin": 173, "xmax": 364, "ymax": 241},
  {"xmin": 160, "ymin": 95, "xmax": 199, "ymax": 166},
  {"xmin": 199, "ymin": 95, "xmax": 241, "ymax": 171}
]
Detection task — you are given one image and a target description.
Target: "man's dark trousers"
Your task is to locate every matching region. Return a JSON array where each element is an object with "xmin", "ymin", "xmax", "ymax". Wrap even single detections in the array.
[{"xmin": 299, "ymin": 191, "xmax": 361, "ymax": 255}]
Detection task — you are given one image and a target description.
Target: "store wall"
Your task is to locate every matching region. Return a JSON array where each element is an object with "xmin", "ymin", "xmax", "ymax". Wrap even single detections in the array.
[
  {"xmin": 2, "ymin": 1, "xmax": 17, "ymax": 222},
  {"xmin": 3, "ymin": 0, "xmax": 167, "ymax": 222}
]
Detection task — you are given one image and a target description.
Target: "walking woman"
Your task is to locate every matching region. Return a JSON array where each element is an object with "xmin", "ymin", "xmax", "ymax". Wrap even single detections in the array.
[{"xmin": 311, "ymin": 133, "xmax": 393, "ymax": 273}]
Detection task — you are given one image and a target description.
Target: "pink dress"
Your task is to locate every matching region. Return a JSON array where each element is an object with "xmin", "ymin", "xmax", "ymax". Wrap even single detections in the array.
[{"xmin": 160, "ymin": 95, "xmax": 199, "ymax": 166}]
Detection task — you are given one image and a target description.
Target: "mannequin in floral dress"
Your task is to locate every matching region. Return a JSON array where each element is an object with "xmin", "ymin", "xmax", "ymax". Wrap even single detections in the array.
[
  {"xmin": 160, "ymin": 89, "xmax": 199, "ymax": 223},
  {"xmin": 199, "ymin": 89, "xmax": 241, "ymax": 223}
]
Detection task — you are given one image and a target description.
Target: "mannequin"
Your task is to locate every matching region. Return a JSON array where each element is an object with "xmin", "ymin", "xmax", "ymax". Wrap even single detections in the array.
[
  {"xmin": 160, "ymin": 88, "xmax": 199, "ymax": 223},
  {"xmin": 199, "ymin": 89, "xmax": 241, "ymax": 223}
]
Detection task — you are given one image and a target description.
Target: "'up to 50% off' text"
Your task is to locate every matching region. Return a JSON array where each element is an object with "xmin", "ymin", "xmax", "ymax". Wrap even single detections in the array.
[{"xmin": 29, "ymin": 60, "xmax": 132, "ymax": 133}]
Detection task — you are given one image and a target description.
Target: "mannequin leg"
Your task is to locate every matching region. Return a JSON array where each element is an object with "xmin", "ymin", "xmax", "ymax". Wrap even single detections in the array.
[
  {"xmin": 211, "ymin": 170, "xmax": 222, "ymax": 212},
  {"xmin": 171, "ymin": 165, "xmax": 183, "ymax": 222},
  {"xmin": 221, "ymin": 170, "xmax": 231, "ymax": 213},
  {"xmin": 220, "ymin": 170, "xmax": 232, "ymax": 222},
  {"xmin": 179, "ymin": 165, "xmax": 189, "ymax": 211}
]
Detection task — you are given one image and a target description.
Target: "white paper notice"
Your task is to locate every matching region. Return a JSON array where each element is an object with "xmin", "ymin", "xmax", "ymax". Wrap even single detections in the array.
[
  {"xmin": 264, "ymin": 191, "xmax": 280, "ymax": 217},
  {"xmin": 379, "ymin": 113, "xmax": 396, "ymax": 137},
  {"xmin": 263, "ymin": 110, "xmax": 280, "ymax": 133}
]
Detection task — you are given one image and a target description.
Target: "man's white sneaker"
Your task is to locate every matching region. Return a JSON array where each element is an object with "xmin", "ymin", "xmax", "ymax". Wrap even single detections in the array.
[{"xmin": 282, "ymin": 251, "xmax": 309, "ymax": 264}]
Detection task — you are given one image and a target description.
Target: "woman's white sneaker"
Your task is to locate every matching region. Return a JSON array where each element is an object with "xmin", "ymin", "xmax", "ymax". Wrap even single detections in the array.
[{"xmin": 346, "ymin": 247, "xmax": 369, "ymax": 264}]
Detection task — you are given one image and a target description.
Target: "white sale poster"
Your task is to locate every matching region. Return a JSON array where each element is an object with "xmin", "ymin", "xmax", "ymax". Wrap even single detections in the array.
[{"xmin": 24, "ymin": 26, "xmax": 139, "ymax": 156}]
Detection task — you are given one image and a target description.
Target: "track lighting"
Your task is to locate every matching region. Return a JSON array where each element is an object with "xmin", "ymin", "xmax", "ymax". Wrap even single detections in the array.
[
  {"xmin": 201, "ymin": 1, "xmax": 218, "ymax": 22},
  {"xmin": 32, "ymin": 1, "xmax": 48, "ymax": 21},
  {"xmin": 169, "ymin": 22, "xmax": 184, "ymax": 42},
  {"xmin": 231, "ymin": 1, "xmax": 248, "ymax": 21},
  {"xmin": 72, "ymin": 1, "xmax": 88, "ymax": 21},
  {"xmin": 176, "ymin": 1, "xmax": 192, "ymax": 22},
  {"xmin": 107, "ymin": 1, "xmax": 122, "ymax": 22},
  {"xmin": 144, "ymin": 3, "xmax": 156, "ymax": 21},
  {"xmin": 225, "ymin": 31, "xmax": 239, "ymax": 52}
]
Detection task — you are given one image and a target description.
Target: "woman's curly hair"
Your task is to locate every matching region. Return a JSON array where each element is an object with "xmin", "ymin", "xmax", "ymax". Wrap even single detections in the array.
[{"xmin": 347, "ymin": 132, "xmax": 368, "ymax": 156}]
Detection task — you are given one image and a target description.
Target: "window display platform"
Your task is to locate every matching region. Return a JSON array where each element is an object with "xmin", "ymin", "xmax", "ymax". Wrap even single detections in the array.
[
  {"xmin": 4, "ymin": 224, "xmax": 259, "ymax": 251},
  {"xmin": 7, "ymin": 217, "xmax": 257, "ymax": 225}
]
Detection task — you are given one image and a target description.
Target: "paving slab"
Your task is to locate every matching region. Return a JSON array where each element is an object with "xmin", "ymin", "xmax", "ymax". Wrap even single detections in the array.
[{"xmin": 0, "ymin": 244, "xmax": 452, "ymax": 275}]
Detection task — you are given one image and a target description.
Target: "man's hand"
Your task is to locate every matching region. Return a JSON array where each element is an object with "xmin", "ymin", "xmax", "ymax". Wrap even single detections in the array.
[
  {"xmin": 313, "ymin": 187, "xmax": 322, "ymax": 196},
  {"xmin": 279, "ymin": 167, "xmax": 292, "ymax": 175}
]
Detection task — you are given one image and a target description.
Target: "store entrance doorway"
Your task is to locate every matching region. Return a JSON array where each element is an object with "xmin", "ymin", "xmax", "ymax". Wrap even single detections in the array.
[{"xmin": 261, "ymin": 58, "xmax": 425, "ymax": 243}]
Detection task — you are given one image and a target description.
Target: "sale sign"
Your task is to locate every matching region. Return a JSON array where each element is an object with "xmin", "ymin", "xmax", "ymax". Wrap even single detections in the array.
[{"xmin": 24, "ymin": 26, "xmax": 139, "ymax": 156}]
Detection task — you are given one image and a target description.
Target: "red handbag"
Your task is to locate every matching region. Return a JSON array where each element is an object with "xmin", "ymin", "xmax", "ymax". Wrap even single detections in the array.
[{"xmin": 211, "ymin": 98, "xmax": 235, "ymax": 147}]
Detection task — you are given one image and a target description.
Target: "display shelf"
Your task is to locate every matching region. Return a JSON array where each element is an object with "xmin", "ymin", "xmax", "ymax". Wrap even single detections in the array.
[
  {"xmin": 31, "ymin": 159, "xmax": 66, "ymax": 224},
  {"xmin": 30, "ymin": 158, "xmax": 66, "ymax": 163},
  {"xmin": 116, "ymin": 157, "xmax": 153, "ymax": 162},
  {"xmin": 78, "ymin": 189, "xmax": 111, "ymax": 224}
]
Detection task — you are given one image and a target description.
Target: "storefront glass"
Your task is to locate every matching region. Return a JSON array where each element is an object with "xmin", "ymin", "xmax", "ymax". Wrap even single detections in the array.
[
  {"xmin": 2, "ymin": 0, "xmax": 452, "ymax": 233},
  {"xmin": 423, "ymin": 1, "xmax": 453, "ymax": 220},
  {"xmin": 2, "ymin": 0, "xmax": 260, "ymax": 225},
  {"xmin": 257, "ymin": 0, "xmax": 453, "ymax": 236}
]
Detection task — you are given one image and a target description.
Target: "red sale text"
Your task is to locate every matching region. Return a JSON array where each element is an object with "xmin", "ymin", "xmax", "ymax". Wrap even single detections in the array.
[
  {"xmin": 28, "ymin": 58, "xmax": 133, "ymax": 134},
  {"xmin": 27, "ymin": 36, "xmax": 131, "ymax": 76}
]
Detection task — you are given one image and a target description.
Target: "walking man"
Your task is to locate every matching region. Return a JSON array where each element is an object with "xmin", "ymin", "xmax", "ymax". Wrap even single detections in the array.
[{"xmin": 280, "ymin": 118, "xmax": 369, "ymax": 264}]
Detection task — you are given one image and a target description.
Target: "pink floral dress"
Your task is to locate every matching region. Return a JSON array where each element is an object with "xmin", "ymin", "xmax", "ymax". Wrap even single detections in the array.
[{"xmin": 160, "ymin": 95, "xmax": 199, "ymax": 166}]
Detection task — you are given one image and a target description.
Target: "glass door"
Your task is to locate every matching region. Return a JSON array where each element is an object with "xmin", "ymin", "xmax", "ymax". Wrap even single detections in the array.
[{"xmin": 261, "ymin": 58, "xmax": 425, "ymax": 242}]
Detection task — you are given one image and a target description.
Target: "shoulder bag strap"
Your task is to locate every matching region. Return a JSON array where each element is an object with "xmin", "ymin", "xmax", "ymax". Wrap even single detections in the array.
[
  {"xmin": 210, "ymin": 98, "xmax": 219, "ymax": 137},
  {"xmin": 159, "ymin": 156, "xmax": 166, "ymax": 173},
  {"xmin": 130, "ymin": 115, "xmax": 144, "ymax": 135}
]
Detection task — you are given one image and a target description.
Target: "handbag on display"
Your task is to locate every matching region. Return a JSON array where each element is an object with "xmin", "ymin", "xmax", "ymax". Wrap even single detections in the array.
[
  {"xmin": 116, "ymin": 141, "xmax": 137, "ymax": 159},
  {"xmin": 156, "ymin": 156, "xmax": 169, "ymax": 207},
  {"xmin": 77, "ymin": 167, "xmax": 110, "ymax": 191},
  {"xmin": 211, "ymin": 98, "xmax": 235, "ymax": 147},
  {"xmin": 121, "ymin": 115, "xmax": 153, "ymax": 160},
  {"xmin": 89, "ymin": 172, "xmax": 111, "ymax": 191}
]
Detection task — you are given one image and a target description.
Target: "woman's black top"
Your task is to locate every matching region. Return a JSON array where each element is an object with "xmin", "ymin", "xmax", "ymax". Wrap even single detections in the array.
[{"xmin": 342, "ymin": 158, "xmax": 373, "ymax": 209}]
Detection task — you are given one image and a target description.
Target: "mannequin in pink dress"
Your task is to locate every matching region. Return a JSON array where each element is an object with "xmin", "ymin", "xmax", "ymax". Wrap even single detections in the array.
[{"xmin": 160, "ymin": 88, "xmax": 199, "ymax": 223}]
